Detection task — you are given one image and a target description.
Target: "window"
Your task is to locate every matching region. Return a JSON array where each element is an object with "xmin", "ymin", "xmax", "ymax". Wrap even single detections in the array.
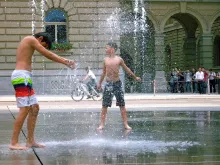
[{"xmin": 45, "ymin": 9, "xmax": 67, "ymax": 43}]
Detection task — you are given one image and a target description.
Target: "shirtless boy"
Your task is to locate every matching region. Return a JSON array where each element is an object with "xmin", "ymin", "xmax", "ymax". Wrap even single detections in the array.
[
  {"xmin": 10, "ymin": 32, "xmax": 75, "ymax": 150},
  {"xmin": 97, "ymin": 42, "xmax": 141, "ymax": 130}
]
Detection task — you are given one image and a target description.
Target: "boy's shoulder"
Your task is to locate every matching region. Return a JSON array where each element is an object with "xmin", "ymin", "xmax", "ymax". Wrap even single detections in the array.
[
  {"xmin": 103, "ymin": 57, "xmax": 108, "ymax": 61},
  {"xmin": 113, "ymin": 55, "xmax": 122, "ymax": 61},
  {"xmin": 104, "ymin": 55, "xmax": 122, "ymax": 61},
  {"xmin": 22, "ymin": 36, "xmax": 36, "ymax": 43},
  {"xmin": 116, "ymin": 55, "xmax": 122, "ymax": 59},
  {"xmin": 23, "ymin": 35, "xmax": 34, "ymax": 40}
]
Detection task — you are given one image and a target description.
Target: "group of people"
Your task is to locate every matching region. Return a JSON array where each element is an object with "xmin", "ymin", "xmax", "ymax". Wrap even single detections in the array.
[
  {"xmin": 169, "ymin": 67, "xmax": 219, "ymax": 94},
  {"xmin": 9, "ymin": 32, "xmax": 141, "ymax": 150}
]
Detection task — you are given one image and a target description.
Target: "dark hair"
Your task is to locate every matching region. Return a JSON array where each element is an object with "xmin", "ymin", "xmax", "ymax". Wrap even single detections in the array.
[
  {"xmin": 34, "ymin": 32, "xmax": 52, "ymax": 50},
  {"xmin": 85, "ymin": 66, "xmax": 90, "ymax": 70},
  {"xmin": 106, "ymin": 42, "xmax": 118, "ymax": 51}
]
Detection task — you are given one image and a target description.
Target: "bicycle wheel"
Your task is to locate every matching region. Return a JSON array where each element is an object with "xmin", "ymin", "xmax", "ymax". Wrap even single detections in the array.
[
  {"xmin": 71, "ymin": 85, "xmax": 84, "ymax": 101},
  {"xmin": 91, "ymin": 88, "xmax": 103, "ymax": 101}
]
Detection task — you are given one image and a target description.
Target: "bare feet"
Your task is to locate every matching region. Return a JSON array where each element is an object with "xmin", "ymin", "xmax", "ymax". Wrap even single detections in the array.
[
  {"xmin": 97, "ymin": 129, "xmax": 103, "ymax": 134},
  {"xmin": 26, "ymin": 142, "xmax": 45, "ymax": 148},
  {"xmin": 123, "ymin": 129, "xmax": 132, "ymax": 137},
  {"xmin": 9, "ymin": 144, "xmax": 28, "ymax": 150},
  {"xmin": 97, "ymin": 125, "xmax": 104, "ymax": 130},
  {"xmin": 125, "ymin": 125, "xmax": 132, "ymax": 130}
]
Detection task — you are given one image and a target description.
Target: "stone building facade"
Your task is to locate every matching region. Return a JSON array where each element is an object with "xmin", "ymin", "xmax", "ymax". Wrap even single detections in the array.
[{"xmin": 0, "ymin": 0, "xmax": 220, "ymax": 94}]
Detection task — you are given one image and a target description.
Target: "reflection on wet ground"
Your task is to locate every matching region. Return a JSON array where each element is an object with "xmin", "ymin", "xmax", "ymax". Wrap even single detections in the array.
[{"xmin": 1, "ymin": 110, "xmax": 220, "ymax": 165}]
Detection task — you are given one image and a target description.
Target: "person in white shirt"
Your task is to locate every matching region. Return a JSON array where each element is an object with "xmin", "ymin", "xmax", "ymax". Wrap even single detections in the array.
[
  {"xmin": 209, "ymin": 69, "xmax": 216, "ymax": 93},
  {"xmin": 82, "ymin": 66, "xmax": 97, "ymax": 99},
  {"xmin": 195, "ymin": 67, "xmax": 204, "ymax": 94}
]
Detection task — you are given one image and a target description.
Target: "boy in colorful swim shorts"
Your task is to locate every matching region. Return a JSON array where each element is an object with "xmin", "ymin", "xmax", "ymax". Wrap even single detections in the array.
[
  {"xmin": 10, "ymin": 32, "xmax": 75, "ymax": 150},
  {"xmin": 97, "ymin": 42, "xmax": 141, "ymax": 130}
]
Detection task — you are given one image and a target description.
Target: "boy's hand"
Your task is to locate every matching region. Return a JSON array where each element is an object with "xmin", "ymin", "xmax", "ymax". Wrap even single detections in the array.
[
  {"xmin": 135, "ymin": 77, "xmax": 142, "ymax": 82},
  {"xmin": 65, "ymin": 59, "xmax": 75, "ymax": 69}
]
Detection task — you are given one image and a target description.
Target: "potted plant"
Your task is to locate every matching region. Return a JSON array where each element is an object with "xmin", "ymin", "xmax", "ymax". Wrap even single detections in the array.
[{"xmin": 51, "ymin": 43, "xmax": 73, "ymax": 52}]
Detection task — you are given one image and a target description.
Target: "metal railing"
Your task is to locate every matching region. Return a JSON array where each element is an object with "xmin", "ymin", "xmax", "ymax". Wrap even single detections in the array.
[{"xmin": 153, "ymin": 78, "xmax": 219, "ymax": 95}]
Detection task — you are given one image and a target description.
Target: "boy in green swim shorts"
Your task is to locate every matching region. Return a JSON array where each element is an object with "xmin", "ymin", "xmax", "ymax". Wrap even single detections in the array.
[
  {"xmin": 10, "ymin": 32, "xmax": 75, "ymax": 150},
  {"xmin": 97, "ymin": 42, "xmax": 141, "ymax": 130}
]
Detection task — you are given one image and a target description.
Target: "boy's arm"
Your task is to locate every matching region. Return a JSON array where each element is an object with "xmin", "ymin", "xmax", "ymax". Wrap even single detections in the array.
[
  {"xmin": 31, "ymin": 38, "xmax": 75, "ymax": 68},
  {"xmin": 98, "ymin": 61, "xmax": 106, "ymax": 86},
  {"xmin": 120, "ymin": 58, "xmax": 141, "ymax": 81}
]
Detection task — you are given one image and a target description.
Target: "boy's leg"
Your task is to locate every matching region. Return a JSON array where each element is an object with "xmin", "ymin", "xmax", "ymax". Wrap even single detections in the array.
[
  {"xmin": 120, "ymin": 106, "xmax": 132, "ymax": 130},
  {"xmin": 26, "ymin": 104, "xmax": 45, "ymax": 148},
  {"xmin": 9, "ymin": 107, "xmax": 30, "ymax": 150},
  {"xmin": 97, "ymin": 107, "xmax": 108, "ymax": 130},
  {"xmin": 113, "ymin": 81, "xmax": 131, "ymax": 129},
  {"xmin": 97, "ymin": 82, "xmax": 113, "ymax": 130}
]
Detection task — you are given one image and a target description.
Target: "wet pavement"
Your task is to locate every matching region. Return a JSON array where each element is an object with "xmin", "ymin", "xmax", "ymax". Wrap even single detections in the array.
[{"xmin": 1, "ymin": 104, "xmax": 220, "ymax": 164}]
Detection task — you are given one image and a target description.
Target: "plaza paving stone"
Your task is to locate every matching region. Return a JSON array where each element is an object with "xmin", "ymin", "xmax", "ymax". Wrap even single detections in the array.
[{"xmin": 1, "ymin": 94, "xmax": 220, "ymax": 165}]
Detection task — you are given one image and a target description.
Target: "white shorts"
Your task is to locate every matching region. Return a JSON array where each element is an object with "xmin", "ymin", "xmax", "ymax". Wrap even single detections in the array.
[{"xmin": 11, "ymin": 70, "xmax": 38, "ymax": 107}]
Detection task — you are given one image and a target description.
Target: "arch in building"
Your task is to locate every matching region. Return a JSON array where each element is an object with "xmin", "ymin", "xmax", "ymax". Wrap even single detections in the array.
[
  {"xmin": 209, "ymin": 10, "xmax": 220, "ymax": 33},
  {"xmin": 32, "ymin": 0, "xmax": 76, "ymax": 44},
  {"xmin": 211, "ymin": 16, "xmax": 220, "ymax": 67},
  {"xmin": 120, "ymin": 11, "xmax": 155, "ymax": 93},
  {"xmin": 160, "ymin": 8, "xmax": 207, "ymax": 34},
  {"xmin": 213, "ymin": 35, "xmax": 220, "ymax": 66},
  {"xmin": 146, "ymin": 10, "xmax": 159, "ymax": 32},
  {"xmin": 161, "ymin": 8, "xmax": 208, "ymax": 71},
  {"xmin": 45, "ymin": 9, "xmax": 68, "ymax": 43}
]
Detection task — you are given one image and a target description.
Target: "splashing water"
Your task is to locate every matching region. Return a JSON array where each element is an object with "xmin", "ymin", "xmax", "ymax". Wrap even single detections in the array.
[
  {"xmin": 34, "ymin": 138, "xmax": 200, "ymax": 156},
  {"xmin": 30, "ymin": 0, "xmax": 36, "ymax": 35},
  {"xmin": 40, "ymin": 0, "xmax": 45, "ymax": 31},
  {"xmin": 105, "ymin": 1, "xmax": 152, "ymax": 92}
]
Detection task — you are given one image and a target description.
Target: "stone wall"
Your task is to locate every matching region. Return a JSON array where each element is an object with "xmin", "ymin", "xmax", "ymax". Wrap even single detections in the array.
[
  {"xmin": 0, "ymin": 0, "xmax": 120, "ymax": 70},
  {"xmin": 0, "ymin": 0, "xmax": 121, "ymax": 94}
]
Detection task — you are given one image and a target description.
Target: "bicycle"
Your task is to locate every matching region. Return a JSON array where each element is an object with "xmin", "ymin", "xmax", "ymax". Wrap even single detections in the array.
[{"xmin": 71, "ymin": 81, "xmax": 103, "ymax": 101}]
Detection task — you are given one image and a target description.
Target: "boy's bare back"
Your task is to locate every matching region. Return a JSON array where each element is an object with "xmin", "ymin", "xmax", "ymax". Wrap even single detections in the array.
[
  {"xmin": 16, "ymin": 36, "xmax": 37, "ymax": 71},
  {"xmin": 15, "ymin": 35, "xmax": 75, "ymax": 71}
]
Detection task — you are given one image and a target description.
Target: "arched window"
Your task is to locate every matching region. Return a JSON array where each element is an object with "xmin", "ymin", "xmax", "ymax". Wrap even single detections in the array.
[{"xmin": 45, "ymin": 9, "xmax": 67, "ymax": 43}]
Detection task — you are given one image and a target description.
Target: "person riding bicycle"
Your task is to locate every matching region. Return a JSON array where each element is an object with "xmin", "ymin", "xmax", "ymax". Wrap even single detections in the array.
[{"xmin": 82, "ymin": 66, "xmax": 97, "ymax": 99}]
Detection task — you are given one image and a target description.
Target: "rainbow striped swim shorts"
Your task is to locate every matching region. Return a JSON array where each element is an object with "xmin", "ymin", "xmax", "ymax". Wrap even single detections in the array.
[{"xmin": 11, "ymin": 70, "xmax": 38, "ymax": 107}]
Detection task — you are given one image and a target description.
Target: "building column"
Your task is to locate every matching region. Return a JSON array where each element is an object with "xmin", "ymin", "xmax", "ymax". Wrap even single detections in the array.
[
  {"xmin": 198, "ymin": 34, "xmax": 213, "ymax": 69},
  {"xmin": 154, "ymin": 33, "xmax": 167, "ymax": 92},
  {"xmin": 183, "ymin": 37, "xmax": 197, "ymax": 69}
]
